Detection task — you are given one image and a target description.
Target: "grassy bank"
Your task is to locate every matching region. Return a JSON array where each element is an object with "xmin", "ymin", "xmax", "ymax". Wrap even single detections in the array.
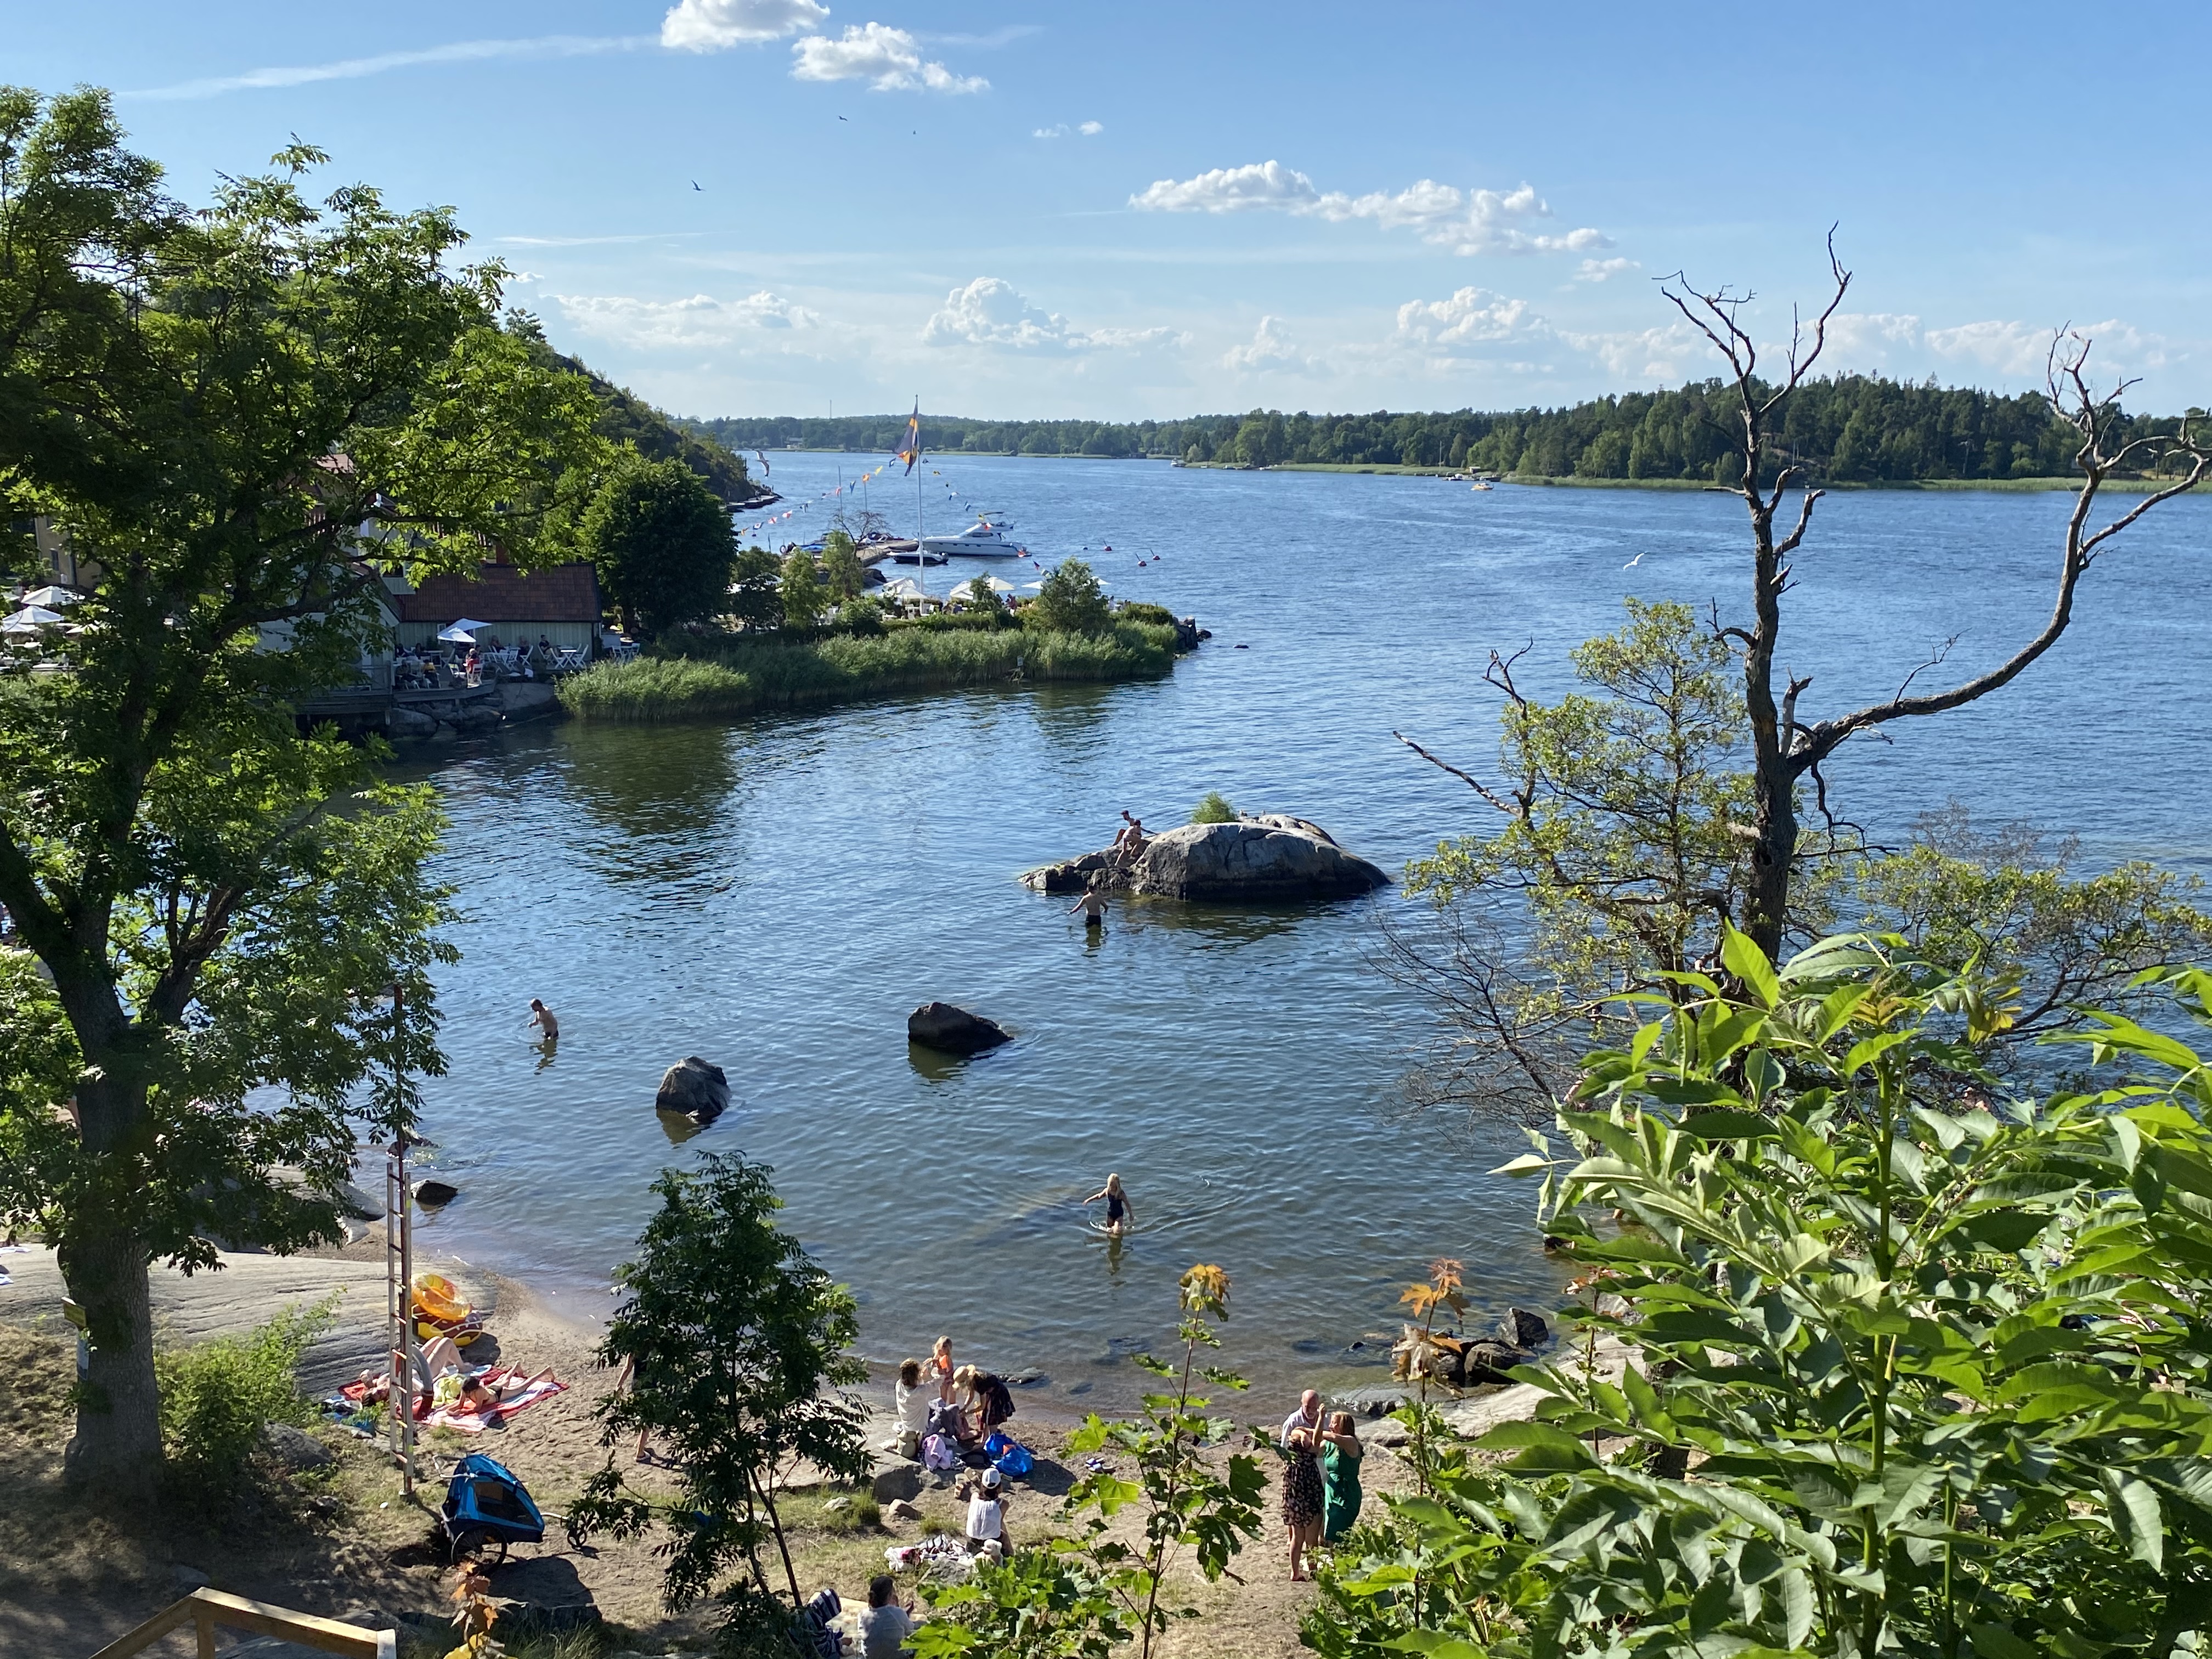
[{"xmin": 558, "ymin": 620, "xmax": 1179, "ymax": 723}]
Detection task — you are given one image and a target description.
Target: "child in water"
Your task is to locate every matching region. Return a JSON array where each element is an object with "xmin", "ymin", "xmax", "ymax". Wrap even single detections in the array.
[{"xmin": 1084, "ymin": 1172, "xmax": 1133, "ymax": 1235}]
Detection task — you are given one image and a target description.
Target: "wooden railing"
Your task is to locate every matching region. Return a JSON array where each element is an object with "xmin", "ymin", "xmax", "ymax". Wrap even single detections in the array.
[{"xmin": 88, "ymin": 1587, "xmax": 396, "ymax": 1659}]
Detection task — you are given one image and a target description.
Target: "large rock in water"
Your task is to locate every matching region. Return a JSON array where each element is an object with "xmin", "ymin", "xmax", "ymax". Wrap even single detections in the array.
[
  {"xmin": 656, "ymin": 1056, "xmax": 729, "ymax": 1121},
  {"xmin": 1022, "ymin": 815, "xmax": 1388, "ymax": 902},
  {"xmin": 1129, "ymin": 817, "xmax": 1389, "ymax": 902},
  {"xmin": 907, "ymin": 1002, "xmax": 1011, "ymax": 1055}
]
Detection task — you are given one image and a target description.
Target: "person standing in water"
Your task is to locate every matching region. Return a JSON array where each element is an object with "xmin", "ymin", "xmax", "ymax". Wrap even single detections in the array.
[
  {"xmin": 1068, "ymin": 880, "xmax": 1108, "ymax": 933},
  {"xmin": 527, "ymin": 998, "xmax": 559, "ymax": 1042},
  {"xmin": 1084, "ymin": 1172, "xmax": 1133, "ymax": 1235}
]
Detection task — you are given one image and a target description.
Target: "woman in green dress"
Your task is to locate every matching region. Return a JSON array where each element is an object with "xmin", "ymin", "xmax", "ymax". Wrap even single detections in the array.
[{"xmin": 1321, "ymin": 1410, "xmax": 1364, "ymax": 1542}]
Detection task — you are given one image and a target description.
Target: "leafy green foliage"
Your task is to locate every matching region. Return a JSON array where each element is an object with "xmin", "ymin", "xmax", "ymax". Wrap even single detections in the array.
[
  {"xmin": 1028, "ymin": 561, "xmax": 1111, "ymax": 635},
  {"xmin": 836, "ymin": 596, "xmax": 887, "ymax": 636},
  {"xmin": 1392, "ymin": 600, "xmax": 1767, "ymax": 1116},
  {"xmin": 574, "ymin": 1152, "xmax": 870, "ymax": 1622},
  {"xmin": 156, "ymin": 1299, "xmax": 332, "ymax": 1491},
  {"xmin": 583, "ymin": 455, "xmax": 736, "ymax": 639},
  {"xmin": 1190, "ymin": 792, "xmax": 1237, "ymax": 825},
  {"xmin": 730, "ymin": 545, "xmax": 784, "ymax": 633},
  {"xmin": 820, "ymin": 531, "xmax": 865, "ymax": 601},
  {"xmin": 558, "ymin": 622, "xmax": 1178, "ymax": 722},
  {"xmin": 924, "ymin": 1266, "xmax": 1265, "ymax": 1659},
  {"xmin": 1312, "ymin": 929, "xmax": 2212, "ymax": 1658},
  {"xmin": 780, "ymin": 549, "xmax": 827, "ymax": 631}
]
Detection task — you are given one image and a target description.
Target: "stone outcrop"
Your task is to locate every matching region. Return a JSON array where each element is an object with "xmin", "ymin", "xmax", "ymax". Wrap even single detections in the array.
[
  {"xmin": 1500, "ymin": 1306, "xmax": 1551, "ymax": 1348},
  {"xmin": 656, "ymin": 1056, "xmax": 730, "ymax": 1121},
  {"xmin": 1023, "ymin": 815, "xmax": 1389, "ymax": 903},
  {"xmin": 907, "ymin": 1002, "xmax": 1011, "ymax": 1056}
]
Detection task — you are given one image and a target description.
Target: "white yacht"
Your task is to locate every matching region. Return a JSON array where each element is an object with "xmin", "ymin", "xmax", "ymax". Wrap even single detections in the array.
[{"xmin": 916, "ymin": 514, "xmax": 1026, "ymax": 560}]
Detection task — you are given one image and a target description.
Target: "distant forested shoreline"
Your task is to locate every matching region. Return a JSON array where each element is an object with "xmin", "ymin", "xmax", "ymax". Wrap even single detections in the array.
[{"xmin": 685, "ymin": 375, "xmax": 2207, "ymax": 484}]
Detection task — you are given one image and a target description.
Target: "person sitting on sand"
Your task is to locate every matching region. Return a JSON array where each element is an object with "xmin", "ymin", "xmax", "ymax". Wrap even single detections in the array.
[
  {"xmin": 962, "ymin": 1466, "xmax": 1011, "ymax": 1558},
  {"xmin": 1068, "ymin": 881, "xmax": 1108, "ymax": 931},
  {"xmin": 527, "ymin": 998, "xmax": 558, "ymax": 1042},
  {"xmin": 1084, "ymin": 1172, "xmax": 1133, "ymax": 1235},
  {"xmin": 860, "ymin": 1575, "xmax": 916, "ymax": 1659}
]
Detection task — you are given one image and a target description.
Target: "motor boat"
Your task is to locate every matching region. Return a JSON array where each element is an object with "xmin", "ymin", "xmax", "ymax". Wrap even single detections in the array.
[{"xmin": 916, "ymin": 515, "xmax": 1027, "ymax": 560}]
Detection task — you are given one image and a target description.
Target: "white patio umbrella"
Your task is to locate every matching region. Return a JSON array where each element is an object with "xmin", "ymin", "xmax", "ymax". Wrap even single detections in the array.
[
  {"xmin": 878, "ymin": 578, "xmax": 924, "ymax": 602},
  {"xmin": 2, "ymin": 605, "xmax": 63, "ymax": 633},
  {"xmin": 437, "ymin": 619, "xmax": 490, "ymax": 642},
  {"xmin": 21, "ymin": 585, "xmax": 81, "ymax": 607}
]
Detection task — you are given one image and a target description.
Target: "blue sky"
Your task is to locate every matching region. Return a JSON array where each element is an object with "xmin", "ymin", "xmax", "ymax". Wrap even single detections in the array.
[{"xmin": 14, "ymin": 2, "xmax": 2212, "ymax": 421}]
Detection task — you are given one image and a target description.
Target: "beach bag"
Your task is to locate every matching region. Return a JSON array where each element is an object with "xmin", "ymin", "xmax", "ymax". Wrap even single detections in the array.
[
  {"xmin": 990, "ymin": 1436, "xmax": 1035, "ymax": 1481},
  {"xmin": 922, "ymin": 1432, "xmax": 959, "ymax": 1472}
]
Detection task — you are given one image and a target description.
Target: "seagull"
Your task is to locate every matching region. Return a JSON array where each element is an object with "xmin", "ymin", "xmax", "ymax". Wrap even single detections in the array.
[
  {"xmin": 691, "ymin": 180, "xmax": 702, "ymax": 191},
  {"xmin": 1623, "ymin": 552, "xmax": 1645, "ymax": 568},
  {"xmin": 838, "ymin": 115, "xmax": 848, "ymax": 122}
]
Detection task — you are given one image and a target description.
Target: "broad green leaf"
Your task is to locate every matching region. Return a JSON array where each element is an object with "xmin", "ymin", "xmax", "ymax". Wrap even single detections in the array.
[
  {"xmin": 1675, "ymin": 1109, "xmax": 1783, "ymax": 1141},
  {"xmin": 1722, "ymin": 923, "xmax": 1783, "ymax": 1008},
  {"xmin": 1489, "ymin": 1152, "xmax": 1551, "ymax": 1176},
  {"xmin": 1842, "ymin": 1031, "xmax": 1911, "ymax": 1076},
  {"xmin": 2102, "ymin": 1470, "xmax": 2164, "ymax": 1572}
]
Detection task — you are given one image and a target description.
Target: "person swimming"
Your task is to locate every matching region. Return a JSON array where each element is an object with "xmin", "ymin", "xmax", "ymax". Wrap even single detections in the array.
[
  {"xmin": 1084, "ymin": 1172, "xmax": 1133, "ymax": 1235},
  {"xmin": 526, "ymin": 998, "xmax": 558, "ymax": 1042}
]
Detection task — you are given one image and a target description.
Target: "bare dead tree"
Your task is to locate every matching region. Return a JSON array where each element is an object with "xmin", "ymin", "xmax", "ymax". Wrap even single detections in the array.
[{"xmin": 1661, "ymin": 238, "xmax": 2212, "ymax": 958}]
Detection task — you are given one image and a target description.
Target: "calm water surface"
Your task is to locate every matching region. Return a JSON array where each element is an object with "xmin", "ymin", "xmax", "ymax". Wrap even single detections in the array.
[{"xmin": 391, "ymin": 458, "xmax": 2212, "ymax": 1408}]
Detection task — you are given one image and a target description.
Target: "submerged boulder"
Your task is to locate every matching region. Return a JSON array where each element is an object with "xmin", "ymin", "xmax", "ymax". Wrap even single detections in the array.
[
  {"xmin": 1499, "ymin": 1306, "xmax": 1551, "ymax": 1349},
  {"xmin": 656, "ymin": 1056, "xmax": 730, "ymax": 1121},
  {"xmin": 907, "ymin": 1002, "xmax": 1011, "ymax": 1056}
]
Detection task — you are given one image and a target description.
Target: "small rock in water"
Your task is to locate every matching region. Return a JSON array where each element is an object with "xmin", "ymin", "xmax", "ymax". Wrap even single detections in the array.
[
  {"xmin": 1499, "ymin": 1307, "xmax": 1551, "ymax": 1348},
  {"xmin": 412, "ymin": 1180, "xmax": 459, "ymax": 1206},
  {"xmin": 655, "ymin": 1056, "xmax": 730, "ymax": 1121},
  {"xmin": 1067, "ymin": 1380, "xmax": 1092, "ymax": 1395},
  {"xmin": 1007, "ymin": 1368, "xmax": 1047, "ymax": 1386},
  {"xmin": 906, "ymin": 1002, "xmax": 1011, "ymax": 1056}
]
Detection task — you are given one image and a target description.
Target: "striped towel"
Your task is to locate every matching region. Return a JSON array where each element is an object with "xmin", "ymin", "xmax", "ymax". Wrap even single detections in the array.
[{"xmin": 421, "ymin": 1365, "xmax": 568, "ymax": 1433}]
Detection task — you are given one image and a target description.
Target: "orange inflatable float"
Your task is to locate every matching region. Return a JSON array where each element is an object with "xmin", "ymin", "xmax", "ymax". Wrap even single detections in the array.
[{"xmin": 411, "ymin": 1272, "xmax": 486, "ymax": 1346}]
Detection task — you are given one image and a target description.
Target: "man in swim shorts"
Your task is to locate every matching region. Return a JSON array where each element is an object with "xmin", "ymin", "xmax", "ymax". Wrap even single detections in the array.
[
  {"xmin": 527, "ymin": 998, "xmax": 559, "ymax": 1041},
  {"xmin": 1068, "ymin": 881, "xmax": 1108, "ymax": 930}
]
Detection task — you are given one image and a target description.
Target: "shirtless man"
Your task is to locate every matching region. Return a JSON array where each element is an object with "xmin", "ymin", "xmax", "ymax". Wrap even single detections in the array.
[
  {"xmin": 1068, "ymin": 881, "xmax": 1108, "ymax": 932},
  {"xmin": 527, "ymin": 998, "xmax": 559, "ymax": 1042}
]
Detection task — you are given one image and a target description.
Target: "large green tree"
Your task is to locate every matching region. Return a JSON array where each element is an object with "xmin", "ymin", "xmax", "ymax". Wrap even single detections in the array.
[
  {"xmin": 0, "ymin": 88, "xmax": 604, "ymax": 1494},
  {"xmin": 582, "ymin": 454, "xmax": 735, "ymax": 639}
]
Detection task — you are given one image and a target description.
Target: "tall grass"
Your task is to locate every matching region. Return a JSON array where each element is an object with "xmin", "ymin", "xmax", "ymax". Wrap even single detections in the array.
[{"xmin": 559, "ymin": 622, "xmax": 1177, "ymax": 723}]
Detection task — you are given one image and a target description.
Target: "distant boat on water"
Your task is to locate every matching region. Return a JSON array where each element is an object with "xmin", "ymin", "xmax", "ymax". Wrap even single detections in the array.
[{"xmin": 917, "ymin": 514, "xmax": 1028, "ymax": 560}]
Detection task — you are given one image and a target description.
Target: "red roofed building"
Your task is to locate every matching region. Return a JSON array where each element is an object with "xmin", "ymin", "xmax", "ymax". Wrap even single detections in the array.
[{"xmin": 390, "ymin": 561, "xmax": 605, "ymax": 653}]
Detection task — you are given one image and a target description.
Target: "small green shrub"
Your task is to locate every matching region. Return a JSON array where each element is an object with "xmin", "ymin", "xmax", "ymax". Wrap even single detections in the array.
[
  {"xmin": 156, "ymin": 1299, "xmax": 334, "ymax": 1489},
  {"xmin": 921, "ymin": 1516, "xmax": 945, "ymax": 1537},
  {"xmin": 836, "ymin": 597, "xmax": 886, "ymax": 636},
  {"xmin": 1191, "ymin": 791, "xmax": 1237, "ymax": 824},
  {"xmin": 1119, "ymin": 601, "xmax": 1177, "ymax": 629},
  {"xmin": 1026, "ymin": 558, "xmax": 1110, "ymax": 634}
]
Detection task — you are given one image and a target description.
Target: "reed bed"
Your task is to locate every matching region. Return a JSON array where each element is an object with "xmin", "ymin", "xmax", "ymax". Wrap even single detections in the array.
[{"xmin": 557, "ymin": 622, "xmax": 1177, "ymax": 723}]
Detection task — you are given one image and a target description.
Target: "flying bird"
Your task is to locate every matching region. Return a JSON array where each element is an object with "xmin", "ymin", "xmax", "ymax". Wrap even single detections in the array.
[
  {"xmin": 838, "ymin": 115, "xmax": 848, "ymax": 122},
  {"xmin": 691, "ymin": 180, "xmax": 702, "ymax": 191},
  {"xmin": 1623, "ymin": 552, "xmax": 1645, "ymax": 568}
]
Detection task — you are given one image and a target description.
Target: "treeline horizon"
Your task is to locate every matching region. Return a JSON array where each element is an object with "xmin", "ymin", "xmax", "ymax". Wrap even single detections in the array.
[{"xmin": 685, "ymin": 373, "xmax": 2205, "ymax": 483}]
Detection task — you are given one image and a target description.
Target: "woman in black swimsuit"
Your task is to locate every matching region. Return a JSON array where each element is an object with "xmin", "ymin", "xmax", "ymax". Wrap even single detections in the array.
[{"xmin": 1084, "ymin": 1172, "xmax": 1133, "ymax": 1235}]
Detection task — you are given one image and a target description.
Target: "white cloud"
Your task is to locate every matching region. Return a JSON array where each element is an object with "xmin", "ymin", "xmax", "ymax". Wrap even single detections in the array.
[
  {"xmin": 1558, "ymin": 320, "xmax": 1711, "ymax": 382},
  {"xmin": 1575, "ymin": 257, "xmax": 1640, "ymax": 284},
  {"xmin": 1130, "ymin": 160, "xmax": 1321, "ymax": 214},
  {"xmin": 791, "ymin": 23, "xmax": 986, "ymax": 92},
  {"xmin": 921, "ymin": 278, "xmax": 1177, "ymax": 353},
  {"xmin": 1395, "ymin": 287, "xmax": 1542, "ymax": 351},
  {"xmin": 545, "ymin": 290, "xmax": 819, "ymax": 349},
  {"xmin": 1036, "ymin": 119, "xmax": 1105, "ymax": 138},
  {"xmin": 125, "ymin": 33, "xmax": 644, "ymax": 100},
  {"xmin": 1132, "ymin": 162, "xmax": 1606, "ymax": 257},
  {"xmin": 1078, "ymin": 120, "xmax": 1103, "ymax": 136},
  {"xmin": 1034, "ymin": 123, "xmax": 1067, "ymax": 138},
  {"xmin": 661, "ymin": 0, "xmax": 827, "ymax": 50},
  {"xmin": 1222, "ymin": 316, "xmax": 1329, "ymax": 375},
  {"xmin": 1819, "ymin": 313, "xmax": 2172, "ymax": 381}
]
